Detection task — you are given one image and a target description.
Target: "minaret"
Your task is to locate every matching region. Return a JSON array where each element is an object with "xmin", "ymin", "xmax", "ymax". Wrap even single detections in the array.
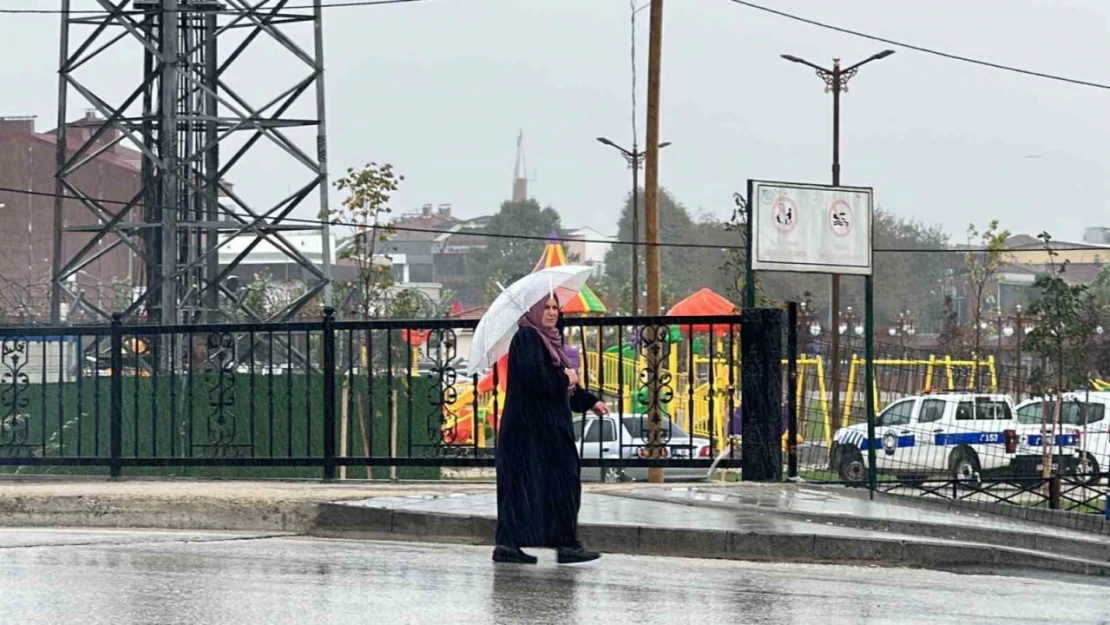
[{"xmin": 511, "ymin": 130, "xmax": 528, "ymax": 202}]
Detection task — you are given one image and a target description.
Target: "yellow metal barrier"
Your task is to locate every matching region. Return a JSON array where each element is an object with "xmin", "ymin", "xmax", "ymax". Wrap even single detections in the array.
[{"xmin": 843, "ymin": 354, "xmax": 997, "ymax": 429}]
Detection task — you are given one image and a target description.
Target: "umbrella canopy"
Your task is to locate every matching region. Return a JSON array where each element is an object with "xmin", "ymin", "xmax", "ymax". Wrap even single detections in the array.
[
  {"xmin": 533, "ymin": 237, "xmax": 607, "ymax": 315},
  {"xmin": 467, "ymin": 265, "xmax": 595, "ymax": 376},
  {"xmin": 666, "ymin": 288, "xmax": 739, "ymax": 335}
]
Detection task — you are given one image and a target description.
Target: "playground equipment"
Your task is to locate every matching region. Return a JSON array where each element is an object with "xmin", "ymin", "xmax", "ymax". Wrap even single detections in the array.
[
  {"xmin": 443, "ymin": 346, "xmax": 1000, "ymax": 452},
  {"xmin": 435, "ymin": 244, "xmax": 1003, "ymax": 455}
]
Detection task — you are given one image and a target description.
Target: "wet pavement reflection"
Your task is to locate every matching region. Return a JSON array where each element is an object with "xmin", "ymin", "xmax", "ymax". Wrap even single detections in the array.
[{"xmin": 0, "ymin": 529, "xmax": 1107, "ymax": 624}]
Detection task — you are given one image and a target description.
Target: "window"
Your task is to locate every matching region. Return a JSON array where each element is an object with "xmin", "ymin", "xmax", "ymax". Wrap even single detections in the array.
[
  {"xmin": 583, "ymin": 419, "xmax": 616, "ymax": 443},
  {"xmin": 1037, "ymin": 401, "xmax": 1107, "ymax": 426},
  {"xmin": 918, "ymin": 399, "xmax": 945, "ymax": 424},
  {"xmin": 621, "ymin": 416, "xmax": 688, "ymax": 440},
  {"xmin": 960, "ymin": 398, "xmax": 1012, "ymax": 421},
  {"xmin": 974, "ymin": 399, "xmax": 1012, "ymax": 420},
  {"xmin": 956, "ymin": 402, "xmax": 974, "ymax": 421},
  {"xmin": 1016, "ymin": 402, "xmax": 1042, "ymax": 425},
  {"xmin": 408, "ymin": 264, "xmax": 434, "ymax": 283},
  {"xmin": 878, "ymin": 400, "xmax": 914, "ymax": 427}
]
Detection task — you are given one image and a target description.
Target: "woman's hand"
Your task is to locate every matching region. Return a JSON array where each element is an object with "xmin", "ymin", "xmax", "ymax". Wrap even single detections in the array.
[
  {"xmin": 591, "ymin": 401, "xmax": 610, "ymax": 416},
  {"xmin": 565, "ymin": 368, "xmax": 579, "ymax": 386}
]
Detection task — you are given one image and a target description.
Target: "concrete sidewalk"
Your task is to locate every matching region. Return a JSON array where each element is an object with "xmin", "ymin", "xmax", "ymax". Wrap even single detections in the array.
[{"xmin": 1, "ymin": 477, "xmax": 1109, "ymax": 577}]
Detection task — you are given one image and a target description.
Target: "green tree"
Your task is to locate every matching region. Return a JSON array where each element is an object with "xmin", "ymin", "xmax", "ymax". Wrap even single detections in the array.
[
  {"xmin": 965, "ymin": 220, "xmax": 1011, "ymax": 364},
  {"xmin": 465, "ymin": 199, "xmax": 564, "ymax": 304},
  {"xmin": 325, "ymin": 162, "xmax": 403, "ymax": 319},
  {"xmin": 241, "ymin": 269, "xmax": 275, "ymax": 320},
  {"xmin": 722, "ymin": 192, "xmax": 776, "ymax": 308},
  {"xmin": 603, "ymin": 188, "xmax": 739, "ymax": 312},
  {"xmin": 1086, "ymin": 266, "xmax": 1110, "ymax": 376},
  {"xmin": 1024, "ymin": 232, "xmax": 1098, "ymax": 478}
]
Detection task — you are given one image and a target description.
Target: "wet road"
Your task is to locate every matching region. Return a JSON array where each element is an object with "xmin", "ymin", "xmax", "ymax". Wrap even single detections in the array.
[{"xmin": 0, "ymin": 529, "xmax": 1108, "ymax": 624}]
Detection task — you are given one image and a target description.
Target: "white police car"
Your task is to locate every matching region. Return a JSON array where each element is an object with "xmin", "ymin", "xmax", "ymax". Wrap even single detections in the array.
[
  {"xmin": 830, "ymin": 392, "xmax": 1019, "ymax": 483},
  {"xmin": 1014, "ymin": 392, "xmax": 1109, "ymax": 484}
]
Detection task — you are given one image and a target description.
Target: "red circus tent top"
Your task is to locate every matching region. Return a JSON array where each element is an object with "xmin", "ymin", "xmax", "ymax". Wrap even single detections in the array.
[{"xmin": 666, "ymin": 288, "xmax": 739, "ymax": 334}]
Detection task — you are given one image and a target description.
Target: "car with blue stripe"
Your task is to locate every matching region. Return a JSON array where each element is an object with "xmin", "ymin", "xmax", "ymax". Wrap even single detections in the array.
[
  {"xmin": 1014, "ymin": 393, "xmax": 1108, "ymax": 483},
  {"xmin": 830, "ymin": 392, "xmax": 1019, "ymax": 484}
]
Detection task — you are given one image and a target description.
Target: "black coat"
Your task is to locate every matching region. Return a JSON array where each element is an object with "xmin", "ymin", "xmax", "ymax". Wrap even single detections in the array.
[{"xmin": 494, "ymin": 326, "xmax": 599, "ymax": 549}]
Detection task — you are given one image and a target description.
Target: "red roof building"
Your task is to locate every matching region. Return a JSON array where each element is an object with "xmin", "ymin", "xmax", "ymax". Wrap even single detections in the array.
[{"xmin": 0, "ymin": 112, "xmax": 142, "ymax": 321}]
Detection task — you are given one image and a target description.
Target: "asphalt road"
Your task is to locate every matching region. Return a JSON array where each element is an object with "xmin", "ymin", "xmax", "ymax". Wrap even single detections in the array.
[{"xmin": 0, "ymin": 529, "xmax": 1107, "ymax": 624}]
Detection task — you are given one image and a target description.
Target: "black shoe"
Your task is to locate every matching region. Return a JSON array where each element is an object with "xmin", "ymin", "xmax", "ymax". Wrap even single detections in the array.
[
  {"xmin": 557, "ymin": 545, "xmax": 601, "ymax": 565},
  {"xmin": 492, "ymin": 546, "xmax": 537, "ymax": 565}
]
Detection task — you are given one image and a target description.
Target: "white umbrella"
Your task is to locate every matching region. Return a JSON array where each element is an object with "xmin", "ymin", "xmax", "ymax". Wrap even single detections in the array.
[{"xmin": 467, "ymin": 265, "xmax": 595, "ymax": 376}]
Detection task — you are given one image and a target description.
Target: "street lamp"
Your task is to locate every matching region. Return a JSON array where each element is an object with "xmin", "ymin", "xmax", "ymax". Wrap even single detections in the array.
[
  {"xmin": 798, "ymin": 291, "xmax": 822, "ymax": 348},
  {"xmin": 887, "ymin": 310, "xmax": 915, "ymax": 355},
  {"xmin": 780, "ymin": 48, "xmax": 895, "ymax": 429},
  {"xmin": 1000, "ymin": 303, "xmax": 1035, "ymax": 398},
  {"xmin": 597, "ymin": 137, "xmax": 671, "ymax": 315}
]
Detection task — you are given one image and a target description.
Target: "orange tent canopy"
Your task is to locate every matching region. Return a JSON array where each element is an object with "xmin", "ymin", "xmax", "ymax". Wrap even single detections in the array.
[{"xmin": 666, "ymin": 288, "xmax": 739, "ymax": 334}]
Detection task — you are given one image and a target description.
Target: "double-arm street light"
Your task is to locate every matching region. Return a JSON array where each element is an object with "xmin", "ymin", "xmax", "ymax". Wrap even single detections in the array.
[
  {"xmin": 779, "ymin": 48, "xmax": 895, "ymax": 433},
  {"xmin": 597, "ymin": 137, "xmax": 671, "ymax": 315}
]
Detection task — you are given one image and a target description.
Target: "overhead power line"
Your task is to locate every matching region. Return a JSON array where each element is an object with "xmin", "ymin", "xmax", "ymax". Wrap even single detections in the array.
[
  {"xmin": 726, "ymin": 0, "xmax": 1110, "ymax": 91},
  {"xmin": 3, "ymin": 0, "xmax": 1108, "ymax": 93},
  {"xmin": 0, "ymin": 0, "xmax": 433, "ymax": 15},
  {"xmin": 0, "ymin": 184, "xmax": 1098, "ymax": 255}
]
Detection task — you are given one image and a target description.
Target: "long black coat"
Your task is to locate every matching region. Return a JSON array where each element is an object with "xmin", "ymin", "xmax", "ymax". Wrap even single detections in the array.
[{"xmin": 495, "ymin": 326, "xmax": 599, "ymax": 549}]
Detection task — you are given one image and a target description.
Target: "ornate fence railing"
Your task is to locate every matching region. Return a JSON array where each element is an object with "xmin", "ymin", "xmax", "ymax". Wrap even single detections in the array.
[{"xmin": 0, "ymin": 311, "xmax": 744, "ymax": 480}]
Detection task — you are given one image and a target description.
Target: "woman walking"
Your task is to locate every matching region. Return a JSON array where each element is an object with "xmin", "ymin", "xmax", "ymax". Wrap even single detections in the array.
[{"xmin": 493, "ymin": 296, "xmax": 609, "ymax": 565}]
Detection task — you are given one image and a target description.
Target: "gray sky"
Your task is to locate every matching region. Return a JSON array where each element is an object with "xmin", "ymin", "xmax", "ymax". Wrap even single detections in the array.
[{"xmin": 3, "ymin": 0, "xmax": 1109, "ymax": 242}]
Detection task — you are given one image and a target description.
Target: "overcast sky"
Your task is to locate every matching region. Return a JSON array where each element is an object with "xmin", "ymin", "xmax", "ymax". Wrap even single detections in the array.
[{"xmin": 2, "ymin": 0, "xmax": 1108, "ymax": 242}]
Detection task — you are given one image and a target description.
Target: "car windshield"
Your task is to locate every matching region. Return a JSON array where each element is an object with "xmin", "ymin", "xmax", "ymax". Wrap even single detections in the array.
[{"xmin": 621, "ymin": 416, "xmax": 690, "ymax": 439}]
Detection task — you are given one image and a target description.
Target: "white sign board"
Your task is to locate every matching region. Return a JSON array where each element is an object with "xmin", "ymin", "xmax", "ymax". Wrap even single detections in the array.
[{"xmin": 749, "ymin": 180, "xmax": 873, "ymax": 276}]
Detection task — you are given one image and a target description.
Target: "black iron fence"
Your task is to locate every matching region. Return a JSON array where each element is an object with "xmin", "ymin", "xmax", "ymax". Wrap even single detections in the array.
[
  {"xmin": 4, "ymin": 306, "xmax": 1105, "ymax": 524},
  {"xmin": 0, "ymin": 311, "xmax": 744, "ymax": 480}
]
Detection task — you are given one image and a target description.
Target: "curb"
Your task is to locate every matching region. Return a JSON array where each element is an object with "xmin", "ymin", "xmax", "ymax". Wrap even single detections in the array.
[
  {"xmin": 0, "ymin": 495, "xmax": 319, "ymax": 533},
  {"xmin": 882, "ymin": 492, "xmax": 1110, "ymax": 537},
  {"xmin": 310, "ymin": 503, "xmax": 1110, "ymax": 577},
  {"xmin": 605, "ymin": 490, "xmax": 1110, "ymax": 564}
]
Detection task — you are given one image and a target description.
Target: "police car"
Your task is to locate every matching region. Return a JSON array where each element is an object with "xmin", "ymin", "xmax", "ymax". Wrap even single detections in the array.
[
  {"xmin": 830, "ymin": 392, "xmax": 1019, "ymax": 483},
  {"xmin": 1014, "ymin": 392, "xmax": 1109, "ymax": 484}
]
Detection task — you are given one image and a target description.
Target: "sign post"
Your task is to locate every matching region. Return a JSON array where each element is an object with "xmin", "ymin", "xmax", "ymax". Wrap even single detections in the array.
[{"xmin": 744, "ymin": 179, "xmax": 877, "ymax": 493}]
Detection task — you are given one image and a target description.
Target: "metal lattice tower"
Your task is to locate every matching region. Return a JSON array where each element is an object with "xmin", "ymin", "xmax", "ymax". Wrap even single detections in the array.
[{"xmin": 50, "ymin": 0, "xmax": 331, "ymax": 324}]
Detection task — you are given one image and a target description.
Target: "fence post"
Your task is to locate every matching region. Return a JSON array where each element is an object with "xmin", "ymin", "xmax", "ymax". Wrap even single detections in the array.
[
  {"xmin": 786, "ymin": 302, "xmax": 799, "ymax": 480},
  {"xmin": 1049, "ymin": 474, "xmax": 1061, "ymax": 510},
  {"xmin": 322, "ymin": 307, "xmax": 337, "ymax": 481},
  {"xmin": 109, "ymin": 313, "xmax": 123, "ymax": 479}
]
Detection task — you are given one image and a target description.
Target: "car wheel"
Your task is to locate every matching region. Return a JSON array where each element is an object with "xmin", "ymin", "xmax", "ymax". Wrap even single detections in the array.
[
  {"xmin": 837, "ymin": 447, "xmax": 866, "ymax": 484},
  {"xmin": 949, "ymin": 449, "xmax": 981, "ymax": 486},
  {"xmin": 1076, "ymin": 453, "xmax": 1101, "ymax": 485}
]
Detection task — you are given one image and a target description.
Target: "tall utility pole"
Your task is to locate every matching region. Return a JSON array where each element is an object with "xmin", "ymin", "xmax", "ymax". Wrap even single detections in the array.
[
  {"xmin": 779, "ymin": 49, "xmax": 894, "ymax": 431},
  {"xmin": 643, "ymin": 0, "xmax": 665, "ymax": 483},
  {"xmin": 596, "ymin": 138, "xmax": 670, "ymax": 315}
]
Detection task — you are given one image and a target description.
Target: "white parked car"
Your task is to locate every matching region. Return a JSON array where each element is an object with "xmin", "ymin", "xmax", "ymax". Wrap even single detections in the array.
[
  {"xmin": 830, "ymin": 392, "xmax": 1019, "ymax": 483},
  {"xmin": 1014, "ymin": 392, "xmax": 1109, "ymax": 483},
  {"xmin": 573, "ymin": 413, "xmax": 715, "ymax": 483}
]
